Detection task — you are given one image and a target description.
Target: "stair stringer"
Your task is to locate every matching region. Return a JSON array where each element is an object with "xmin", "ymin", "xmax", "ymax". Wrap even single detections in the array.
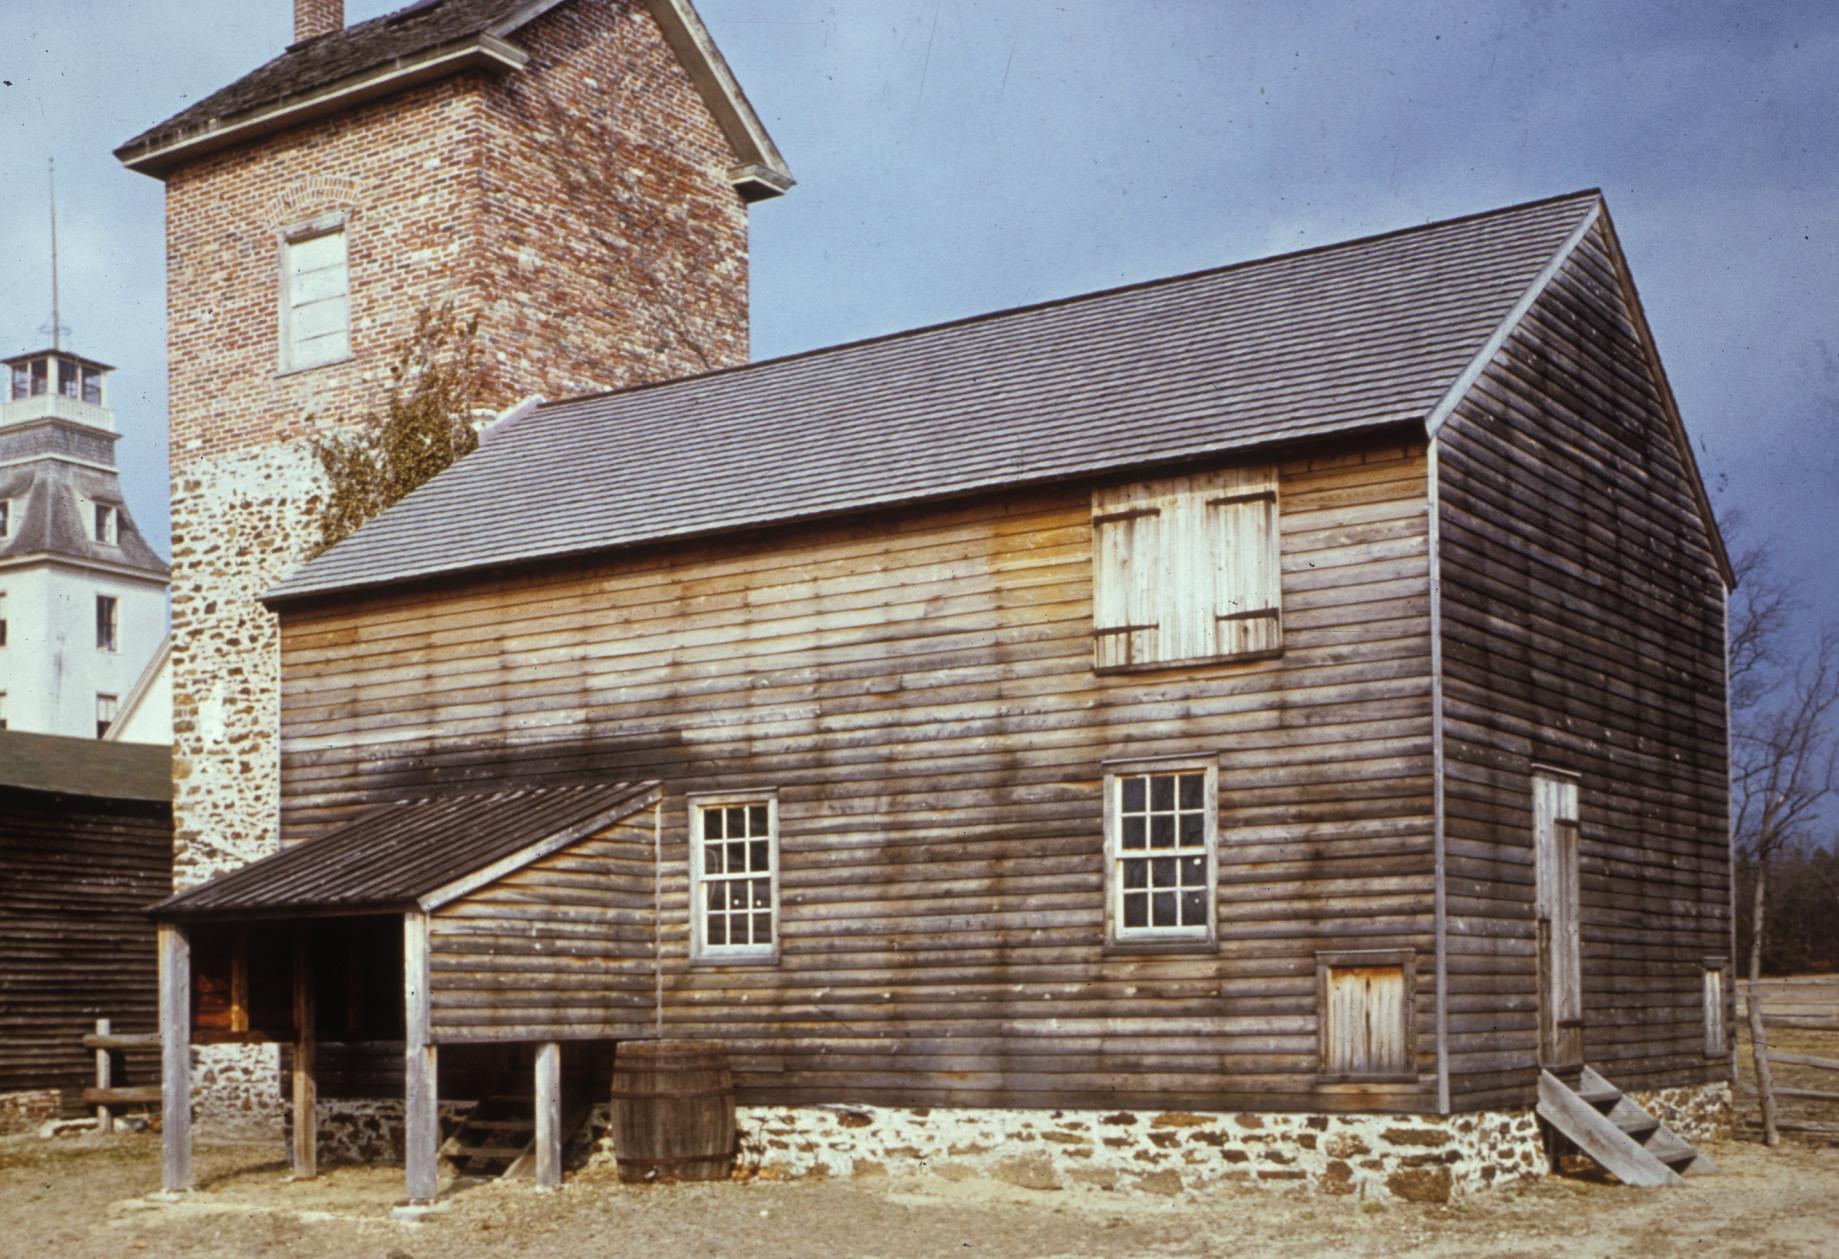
[
  {"xmin": 1577, "ymin": 1066, "xmax": 1718, "ymax": 1177},
  {"xmin": 1536, "ymin": 1069, "xmax": 1684, "ymax": 1187}
]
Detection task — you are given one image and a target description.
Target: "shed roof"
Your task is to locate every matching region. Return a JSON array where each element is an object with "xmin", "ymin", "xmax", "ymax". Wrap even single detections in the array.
[
  {"xmin": 0, "ymin": 731, "xmax": 171, "ymax": 803},
  {"xmin": 152, "ymin": 780, "xmax": 658, "ymax": 918},
  {"xmin": 269, "ymin": 190, "xmax": 1611, "ymax": 604}
]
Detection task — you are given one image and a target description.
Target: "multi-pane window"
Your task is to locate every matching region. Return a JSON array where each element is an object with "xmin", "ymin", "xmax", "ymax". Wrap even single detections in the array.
[
  {"xmin": 1106, "ymin": 764, "xmax": 1216, "ymax": 943},
  {"xmin": 281, "ymin": 223, "xmax": 351, "ymax": 372},
  {"xmin": 8, "ymin": 362, "xmax": 25, "ymax": 400},
  {"xmin": 1091, "ymin": 466, "xmax": 1281, "ymax": 671},
  {"xmin": 96, "ymin": 693, "xmax": 118, "ymax": 740},
  {"xmin": 95, "ymin": 594, "xmax": 118, "ymax": 651},
  {"xmin": 690, "ymin": 795, "xmax": 779, "ymax": 960}
]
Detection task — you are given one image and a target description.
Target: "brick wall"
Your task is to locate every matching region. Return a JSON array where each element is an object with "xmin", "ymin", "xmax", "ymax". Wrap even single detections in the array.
[{"xmin": 162, "ymin": 0, "xmax": 751, "ymax": 888}]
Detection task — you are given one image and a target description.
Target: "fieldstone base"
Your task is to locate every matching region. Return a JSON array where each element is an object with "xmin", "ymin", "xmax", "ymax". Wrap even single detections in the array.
[
  {"xmin": 285, "ymin": 1100, "xmax": 473, "ymax": 1166},
  {"xmin": 192, "ymin": 1043, "xmax": 285, "ymax": 1138},
  {"xmin": 0, "ymin": 1089, "xmax": 62, "ymax": 1136},
  {"xmin": 1630, "ymin": 1080, "xmax": 1734, "ymax": 1144}
]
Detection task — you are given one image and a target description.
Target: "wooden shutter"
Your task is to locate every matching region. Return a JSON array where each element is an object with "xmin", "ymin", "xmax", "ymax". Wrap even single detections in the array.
[
  {"xmin": 1091, "ymin": 489, "xmax": 1162, "ymax": 670},
  {"xmin": 1323, "ymin": 965, "xmax": 1407, "ymax": 1075},
  {"xmin": 1209, "ymin": 467, "xmax": 1280, "ymax": 657},
  {"xmin": 1703, "ymin": 965, "xmax": 1726, "ymax": 1056}
]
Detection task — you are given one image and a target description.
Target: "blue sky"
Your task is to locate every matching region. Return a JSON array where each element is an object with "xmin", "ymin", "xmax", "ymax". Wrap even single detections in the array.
[{"xmin": 3, "ymin": 0, "xmax": 1836, "ymax": 647}]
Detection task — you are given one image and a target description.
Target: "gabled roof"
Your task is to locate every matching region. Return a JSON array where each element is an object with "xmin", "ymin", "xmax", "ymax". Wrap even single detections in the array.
[
  {"xmin": 114, "ymin": 0, "xmax": 791, "ymax": 198},
  {"xmin": 270, "ymin": 190, "xmax": 1627, "ymax": 605},
  {"xmin": 0, "ymin": 455, "xmax": 168, "ymax": 579},
  {"xmin": 0, "ymin": 731, "xmax": 171, "ymax": 803},
  {"xmin": 152, "ymin": 780, "xmax": 659, "ymax": 919}
]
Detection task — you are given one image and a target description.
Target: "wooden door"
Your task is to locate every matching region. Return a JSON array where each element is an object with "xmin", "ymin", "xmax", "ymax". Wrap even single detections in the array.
[{"xmin": 1533, "ymin": 774, "xmax": 1583, "ymax": 1067}]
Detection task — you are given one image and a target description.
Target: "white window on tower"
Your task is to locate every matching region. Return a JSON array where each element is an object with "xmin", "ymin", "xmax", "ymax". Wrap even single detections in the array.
[
  {"xmin": 96, "ymin": 692, "xmax": 118, "ymax": 739},
  {"xmin": 1103, "ymin": 759, "xmax": 1218, "ymax": 947},
  {"xmin": 93, "ymin": 503, "xmax": 118, "ymax": 545},
  {"xmin": 688, "ymin": 792, "xmax": 780, "ymax": 963},
  {"xmin": 280, "ymin": 219, "xmax": 350, "ymax": 372},
  {"xmin": 0, "ymin": 498, "xmax": 11, "ymax": 538},
  {"xmin": 96, "ymin": 594, "xmax": 118, "ymax": 652},
  {"xmin": 1091, "ymin": 467, "xmax": 1281, "ymax": 671}
]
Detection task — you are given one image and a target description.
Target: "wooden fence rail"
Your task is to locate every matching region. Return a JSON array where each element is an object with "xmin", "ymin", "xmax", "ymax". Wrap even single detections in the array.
[
  {"xmin": 82, "ymin": 1018, "xmax": 161, "ymax": 1133},
  {"xmin": 1736, "ymin": 978, "xmax": 1839, "ymax": 1142}
]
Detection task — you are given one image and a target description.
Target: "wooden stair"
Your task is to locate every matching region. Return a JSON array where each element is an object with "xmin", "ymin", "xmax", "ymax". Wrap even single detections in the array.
[
  {"xmin": 1536, "ymin": 1066, "xmax": 1718, "ymax": 1186},
  {"xmin": 442, "ymin": 1080, "xmax": 594, "ymax": 1182}
]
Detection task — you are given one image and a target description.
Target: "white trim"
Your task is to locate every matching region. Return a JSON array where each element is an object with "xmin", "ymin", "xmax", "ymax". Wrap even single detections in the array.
[
  {"xmin": 417, "ymin": 784, "xmax": 663, "ymax": 909},
  {"xmin": 480, "ymin": 394, "xmax": 546, "ymax": 445},
  {"xmin": 1103, "ymin": 759, "xmax": 1219, "ymax": 947},
  {"xmin": 105, "ymin": 633, "xmax": 171, "ymax": 743},
  {"xmin": 1423, "ymin": 201, "xmax": 1602, "ymax": 438},
  {"xmin": 687, "ymin": 790, "xmax": 782, "ymax": 963},
  {"xmin": 642, "ymin": 0, "xmax": 795, "ymax": 196},
  {"xmin": 0, "ymin": 552, "xmax": 168, "ymax": 583},
  {"xmin": 118, "ymin": 39, "xmax": 529, "ymax": 176}
]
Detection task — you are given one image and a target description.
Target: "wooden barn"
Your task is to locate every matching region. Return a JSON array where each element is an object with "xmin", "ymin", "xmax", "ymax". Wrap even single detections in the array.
[
  {"xmin": 0, "ymin": 731, "xmax": 172, "ymax": 1131},
  {"xmin": 152, "ymin": 190, "xmax": 1734, "ymax": 1201}
]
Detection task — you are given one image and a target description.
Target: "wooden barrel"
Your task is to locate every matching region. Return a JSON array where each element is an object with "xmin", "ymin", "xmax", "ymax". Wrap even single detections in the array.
[{"xmin": 610, "ymin": 1040, "xmax": 735, "ymax": 1183}]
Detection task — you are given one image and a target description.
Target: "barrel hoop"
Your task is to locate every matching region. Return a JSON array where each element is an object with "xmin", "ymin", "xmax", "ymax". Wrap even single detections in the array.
[{"xmin": 609, "ymin": 1086, "xmax": 733, "ymax": 1100}]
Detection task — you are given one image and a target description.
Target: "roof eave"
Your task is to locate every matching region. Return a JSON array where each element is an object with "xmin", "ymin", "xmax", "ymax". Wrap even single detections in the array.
[
  {"xmin": 114, "ymin": 34, "xmax": 531, "ymax": 179},
  {"xmin": 639, "ymin": 0, "xmax": 795, "ymax": 197}
]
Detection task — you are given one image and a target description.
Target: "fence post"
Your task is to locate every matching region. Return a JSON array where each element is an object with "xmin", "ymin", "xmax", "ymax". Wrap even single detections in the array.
[{"xmin": 93, "ymin": 1018, "xmax": 113, "ymax": 1135}]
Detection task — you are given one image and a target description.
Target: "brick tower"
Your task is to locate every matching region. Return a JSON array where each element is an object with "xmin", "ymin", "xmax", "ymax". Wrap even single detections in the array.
[{"xmin": 116, "ymin": 0, "xmax": 789, "ymax": 1124}]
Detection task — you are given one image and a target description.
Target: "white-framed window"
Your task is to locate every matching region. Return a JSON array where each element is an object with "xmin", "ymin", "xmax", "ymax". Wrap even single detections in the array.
[
  {"xmin": 0, "ymin": 692, "xmax": 8, "ymax": 730},
  {"xmin": 0, "ymin": 498, "xmax": 11, "ymax": 538},
  {"xmin": 1091, "ymin": 466, "xmax": 1281, "ymax": 671},
  {"xmin": 0, "ymin": 590, "xmax": 8, "ymax": 647},
  {"xmin": 92, "ymin": 502, "xmax": 117, "ymax": 545},
  {"xmin": 96, "ymin": 692, "xmax": 118, "ymax": 740},
  {"xmin": 95, "ymin": 594, "xmax": 118, "ymax": 652},
  {"xmin": 279, "ymin": 215, "xmax": 350, "ymax": 372},
  {"xmin": 1704, "ymin": 959, "xmax": 1728, "ymax": 1057},
  {"xmin": 1104, "ymin": 758, "xmax": 1217, "ymax": 946},
  {"xmin": 688, "ymin": 791, "xmax": 780, "ymax": 962}
]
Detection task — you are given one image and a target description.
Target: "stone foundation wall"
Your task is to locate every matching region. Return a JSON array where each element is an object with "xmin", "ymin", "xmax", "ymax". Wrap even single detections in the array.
[
  {"xmin": 0, "ymin": 1089, "xmax": 62, "ymax": 1136},
  {"xmin": 1631, "ymin": 1080, "xmax": 1734, "ymax": 1144},
  {"xmin": 191, "ymin": 1044, "xmax": 285, "ymax": 1137}
]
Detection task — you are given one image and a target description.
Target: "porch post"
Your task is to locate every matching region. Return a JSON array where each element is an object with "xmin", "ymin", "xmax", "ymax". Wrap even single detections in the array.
[
  {"xmin": 157, "ymin": 922, "xmax": 192, "ymax": 1193},
  {"xmin": 534, "ymin": 1041, "xmax": 562, "ymax": 1191},
  {"xmin": 403, "ymin": 911, "xmax": 439, "ymax": 1204},
  {"xmin": 291, "ymin": 937, "xmax": 317, "ymax": 1178}
]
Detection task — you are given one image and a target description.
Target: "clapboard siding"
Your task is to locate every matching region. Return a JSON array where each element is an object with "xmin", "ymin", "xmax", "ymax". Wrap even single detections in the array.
[
  {"xmin": 278, "ymin": 436, "xmax": 1438, "ymax": 1113},
  {"xmin": 430, "ymin": 818, "xmax": 658, "ymax": 1043},
  {"xmin": 0, "ymin": 789, "xmax": 172, "ymax": 1101},
  {"xmin": 1436, "ymin": 220, "xmax": 1730, "ymax": 1109}
]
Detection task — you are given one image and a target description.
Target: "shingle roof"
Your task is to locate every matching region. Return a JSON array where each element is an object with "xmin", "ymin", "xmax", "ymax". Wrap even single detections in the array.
[
  {"xmin": 117, "ymin": 0, "xmax": 528, "ymax": 161},
  {"xmin": 152, "ymin": 780, "xmax": 658, "ymax": 918},
  {"xmin": 268, "ymin": 190, "xmax": 1602, "ymax": 604},
  {"xmin": 0, "ymin": 455, "xmax": 168, "ymax": 579},
  {"xmin": 0, "ymin": 731, "xmax": 171, "ymax": 803}
]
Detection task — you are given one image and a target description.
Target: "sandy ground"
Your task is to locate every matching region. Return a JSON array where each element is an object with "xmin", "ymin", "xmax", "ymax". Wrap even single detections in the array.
[{"xmin": 2, "ymin": 1132, "xmax": 1836, "ymax": 1259}]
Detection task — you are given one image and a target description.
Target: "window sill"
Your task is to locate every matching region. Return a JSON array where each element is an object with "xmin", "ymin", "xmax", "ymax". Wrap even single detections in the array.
[
  {"xmin": 1103, "ymin": 938, "xmax": 1217, "ymax": 958},
  {"xmin": 1095, "ymin": 648, "xmax": 1283, "ymax": 676},
  {"xmin": 1313, "ymin": 1073, "xmax": 1420, "ymax": 1087},
  {"xmin": 689, "ymin": 952, "xmax": 781, "ymax": 969},
  {"xmin": 274, "ymin": 354, "xmax": 355, "ymax": 380}
]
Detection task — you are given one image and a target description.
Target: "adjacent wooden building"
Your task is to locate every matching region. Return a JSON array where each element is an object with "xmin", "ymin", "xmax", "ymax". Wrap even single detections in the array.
[
  {"xmin": 0, "ymin": 732, "xmax": 172, "ymax": 1127},
  {"xmin": 153, "ymin": 190, "xmax": 1734, "ymax": 1199}
]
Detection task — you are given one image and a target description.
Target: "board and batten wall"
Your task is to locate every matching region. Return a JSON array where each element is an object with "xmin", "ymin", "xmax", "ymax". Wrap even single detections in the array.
[
  {"xmin": 276, "ymin": 434, "xmax": 1438, "ymax": 1114},
  {"xmin": 1435, "ymin": 218, "xmax": 1732, "ymax": 1110}
]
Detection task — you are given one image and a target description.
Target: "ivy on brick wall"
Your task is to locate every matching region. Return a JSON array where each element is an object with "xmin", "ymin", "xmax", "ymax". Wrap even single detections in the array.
[{"xmin": 309, "ymin": 303, "xmax": 483, "ymax": 556}]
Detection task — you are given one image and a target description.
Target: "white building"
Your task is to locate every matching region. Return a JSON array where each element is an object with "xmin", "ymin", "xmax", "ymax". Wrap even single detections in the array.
[{"xmin": 0, "ymin": 348, "xmax": 168, "ymax": 739}]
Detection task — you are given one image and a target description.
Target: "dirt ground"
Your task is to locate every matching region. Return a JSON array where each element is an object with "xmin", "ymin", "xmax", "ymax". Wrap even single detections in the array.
[{"xmin": 2, "ymin": 1132, "xmax": 1836, "ymax": 1259}]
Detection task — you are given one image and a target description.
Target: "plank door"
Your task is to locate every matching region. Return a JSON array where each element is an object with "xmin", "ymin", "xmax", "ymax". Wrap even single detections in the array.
[{"xmin": 1533, "ymin": 773, "xmax": 1583, "ymax": 1068}]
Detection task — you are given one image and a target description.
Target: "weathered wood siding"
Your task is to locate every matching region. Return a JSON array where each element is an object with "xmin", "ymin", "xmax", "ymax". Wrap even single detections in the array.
[
  {"xmin": 0, "ymin": 788, "xmax": 172, "ymax": 1103},
  {"xmin": 1435, "ymin": 218, "xmax": 1730, "ymax": 1109},
  {"xmin": 279, "ymin": 436, "xmax": 1436, "ymax": 1112},
  {"xmin": 430, "ymin": 816, "xmax": 657, "ymax": 1043}
]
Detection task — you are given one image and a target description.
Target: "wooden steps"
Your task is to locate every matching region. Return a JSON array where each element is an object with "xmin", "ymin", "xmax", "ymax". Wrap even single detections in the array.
[
  {"xmin": 441, "ymin": 1078, "xmax": 594, "ymax": 1181},
  {"xmin": 1536, "ymin": 1066, "xmax": 1718, "ymax": 1186}
]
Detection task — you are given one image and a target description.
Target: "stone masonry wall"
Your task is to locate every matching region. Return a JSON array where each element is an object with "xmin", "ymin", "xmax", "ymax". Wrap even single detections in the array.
[{"xmin": 0, "ymin": 1089, "xmax": 62, "ymax": 1136}]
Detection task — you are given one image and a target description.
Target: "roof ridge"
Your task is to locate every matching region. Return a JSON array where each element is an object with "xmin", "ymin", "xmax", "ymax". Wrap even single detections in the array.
[{"xmin": 537, "ymin": 188, "xmax": 1605, "ymax": 414}]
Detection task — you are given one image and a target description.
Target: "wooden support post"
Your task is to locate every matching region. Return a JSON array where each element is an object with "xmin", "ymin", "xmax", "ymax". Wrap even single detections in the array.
[
  {"xmin": 230, "ymin": 927, "xmax": 250, "ymax": 1034},
  {"xmin": 291, "ymin": 939, "xmax": 317, "ymax": 1179},
  {"xmin": 93, "ymin": 1018, "xmax": 114, "ymax": 1135},
  {"xmin": 158, "ymin": 922, "xmax": 192, "ymax": 1194},
  {"xmin": 403, "ymin": 912, "xmax": 439, "ymax": 1205},
  {"xmin": 534, "ymin": 1041, "xmax": 562, "ymax": 1191}
]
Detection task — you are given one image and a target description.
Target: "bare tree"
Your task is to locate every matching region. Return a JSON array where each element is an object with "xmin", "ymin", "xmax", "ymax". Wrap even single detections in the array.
[{"xmin": 1725, "ymin": 516, "xmax": 1839, "ymax": 1145}]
